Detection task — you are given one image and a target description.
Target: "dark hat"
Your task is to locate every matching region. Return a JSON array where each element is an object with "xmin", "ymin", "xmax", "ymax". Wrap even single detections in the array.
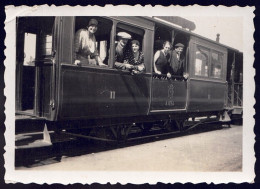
[
  {"xmin": 131, "ymin": 40, "xmax": 140, "ymax": 46},
  {"xmin": 175, "ymin": 43, "xmax": 184, "ymax": 48},
  {"xmin": 88, "ymin": 19, "xmax": 98, "ymax": 27}
]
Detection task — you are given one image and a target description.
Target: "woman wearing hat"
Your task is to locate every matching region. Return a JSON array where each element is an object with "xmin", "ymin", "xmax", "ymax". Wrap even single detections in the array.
[
  {"xmin": 74, "ymin": 18, "xmax": 106, "ymax": 66},
  {"xmin": 122, "ymin": 40, "xmax": 145, "ymax": 74}
]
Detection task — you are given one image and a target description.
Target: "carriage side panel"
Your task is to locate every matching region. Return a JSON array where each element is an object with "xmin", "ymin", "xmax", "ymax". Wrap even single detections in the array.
[
  {"xmin": 58, "ymin": 66, "xmax": 150, "ymax": 119},
  {"xmin": 187, "ymin": 36, "xmax": 228, "ymax": 112}
]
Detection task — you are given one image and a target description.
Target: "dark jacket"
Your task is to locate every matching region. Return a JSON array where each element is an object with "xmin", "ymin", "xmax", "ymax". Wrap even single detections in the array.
[{"xmin": 168, "ymin": 50, "xmax": 185, "ymax": 76}]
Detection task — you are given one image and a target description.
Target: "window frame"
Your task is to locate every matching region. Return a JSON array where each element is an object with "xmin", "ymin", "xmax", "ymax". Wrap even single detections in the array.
[{"xmin": 192, "ymin": 42, "xmax": 226, "ymax": 81}]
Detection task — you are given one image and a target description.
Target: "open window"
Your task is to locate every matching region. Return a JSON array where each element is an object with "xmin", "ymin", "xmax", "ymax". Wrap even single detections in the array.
[
  {"xmin": 114, "ymin": 22, "xmax": 145, "ymax": 72},
  {"xmin": 154, "ymin": 25, "xmax": 172, "ymax": 52},
  {"xmin": 153, "ymin": 24, "xmax": 189, "ymax": 77},
  {"xmin": 74, "ymin": 17, "xmax": 113, "ymax": 66},
  {"xmin": 116, "ymin": 23, "xmax": 144, "ymax": 48}
]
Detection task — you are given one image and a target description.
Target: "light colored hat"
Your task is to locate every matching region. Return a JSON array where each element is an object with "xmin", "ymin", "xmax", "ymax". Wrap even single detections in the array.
[{"xmin": 117, "ymin": 32, "xmax": 131, "ymax": 39}]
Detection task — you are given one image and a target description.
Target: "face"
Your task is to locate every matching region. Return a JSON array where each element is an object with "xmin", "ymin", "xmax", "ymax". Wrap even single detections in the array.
[
  {"xmin": 131, "ymin": 43, "xmax": 140, "ymax": 53},
  {"xmin": 163, "ymin": 43, "xmax": 171, "ymax": 54},
  {"xmin": 88, "ymin": 25, "xmax": 98, "ymax": 34},
  {"xmin": 119, "ymin": 38, "xmax": 129, "ymax": 47},
  {"xmin": 176, "ymin": 47, "xmax": 184, "ymax": 54}
]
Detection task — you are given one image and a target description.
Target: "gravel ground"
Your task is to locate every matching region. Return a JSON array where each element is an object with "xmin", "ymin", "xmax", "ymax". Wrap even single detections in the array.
[{"xmin": 16, "ymin": 124, "xmax": 242, "ymax": 172}]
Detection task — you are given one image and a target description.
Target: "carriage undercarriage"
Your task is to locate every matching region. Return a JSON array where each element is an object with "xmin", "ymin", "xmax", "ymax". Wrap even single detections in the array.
[{"xmin": 16, "ymin": 110, "xmax": 231, "ymax": 150}]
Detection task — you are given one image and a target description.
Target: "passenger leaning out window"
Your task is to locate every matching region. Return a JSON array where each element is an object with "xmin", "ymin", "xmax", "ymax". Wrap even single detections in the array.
[
  {"xmin": 74, "ymin": 19, "xmax": 106, "ymax": 67},
  {"xmin": 114, "ymin": 32, "xmax": 132, "ymax": 66},
  {"xmin": 123, "ymin": 40, "xmax": 145, "ymax": 74},
  {"xmin": 168, "ymin": 43, "xmax": 185, "ymax": 76},
  {"xmin": 153, "ymin": 41, "xmax": 171, "ymax": 78}
]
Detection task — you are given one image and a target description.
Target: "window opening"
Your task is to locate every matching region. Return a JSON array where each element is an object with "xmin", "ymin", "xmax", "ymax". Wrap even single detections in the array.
[
  {"xmin": 154, "ymin": 26, "xmax": 171, "ymax": 52},
  {"xmin": 114, "ymin": 22, "xmax": 145, "ymax": 74},
  {"xmin": 74, "ymin": 17, "xmax": 112, "ymax": 66}
]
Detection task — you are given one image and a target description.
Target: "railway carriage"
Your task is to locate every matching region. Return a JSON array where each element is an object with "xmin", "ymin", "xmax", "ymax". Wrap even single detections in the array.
[{"xmin": 15, "ymin": 16, "xmax": 243, "ymax": 142}]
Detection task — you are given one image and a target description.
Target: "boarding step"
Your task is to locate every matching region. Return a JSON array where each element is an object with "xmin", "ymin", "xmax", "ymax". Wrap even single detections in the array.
[
  {"xmin": 15, "ymin": 114, "xmax": 46, "ymax": 134},
  {"xmin": 15, "ymin": 130, "xmax": 77, "ymax": 150}
]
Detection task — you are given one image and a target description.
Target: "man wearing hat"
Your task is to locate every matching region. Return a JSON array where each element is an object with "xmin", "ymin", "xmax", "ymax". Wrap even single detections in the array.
[
  {"xmin": 168, "ymin": 43, "xmax": 185, "ymax": 76},
  {"xmin": 114, "ymin": 32, "xmax": 132, "ymax": 68},
  {"xmin": 74, "ymin": 18, "xmax": 105, "ymax": 66}
]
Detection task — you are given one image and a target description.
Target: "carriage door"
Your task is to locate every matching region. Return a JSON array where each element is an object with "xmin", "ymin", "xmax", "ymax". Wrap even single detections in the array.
[
  {"xmin": 16, "ymin": 17, "xmax": 56, "ymax": 119},
  {"xmin": 150, "ymin": 27, "xmax": 188, "ymax": 112},
  {"xmin": 16, "ymin": 28, "xmax": 37, "ymax": 114}
]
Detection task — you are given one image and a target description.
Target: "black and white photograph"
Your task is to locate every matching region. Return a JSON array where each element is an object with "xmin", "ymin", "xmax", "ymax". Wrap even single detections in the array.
[{"xmin": 4, "ymin": 5, "xmax": 255, "ymax": 184}]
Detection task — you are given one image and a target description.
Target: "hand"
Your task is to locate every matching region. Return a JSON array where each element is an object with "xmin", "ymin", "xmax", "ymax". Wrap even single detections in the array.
[
  {"xmin": 167, "ymin": 72, "xmax": 172, "ymax": 78},
  {"xmin": 137, "ymin": 65, "xmax": 145, "ymax": 72},
  {"xmin": 74, "ymin": 60, "xmax": 81, "ymax": 66},
  {"xmin": 98, "ymin": 62, "xmax": 107, "ymax": 67},
  {"xmin": 125, "ymin": 64, "xmax": 134, "ymax": 69},
  {"xmin": 183, "ymin": 73, "xmax": 189, "ymax": 79},
  {"xmin": 155, "ymin": 70, "xmax": 161, "ymax": 75},
  {"xmin": 132, "ymin": 70, "xmax": 139, "ymax": 75}
]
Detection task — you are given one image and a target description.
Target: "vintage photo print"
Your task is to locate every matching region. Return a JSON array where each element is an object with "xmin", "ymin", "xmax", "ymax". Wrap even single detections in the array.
[{"xmin": 4, "ymin": 5, "xmax": 255, "ymax": 184}]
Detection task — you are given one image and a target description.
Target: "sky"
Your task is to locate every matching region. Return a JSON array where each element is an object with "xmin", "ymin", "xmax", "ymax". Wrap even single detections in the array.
[{"xmin": 183, "ymin": 16, "xmax": 243, "ymax": 52}]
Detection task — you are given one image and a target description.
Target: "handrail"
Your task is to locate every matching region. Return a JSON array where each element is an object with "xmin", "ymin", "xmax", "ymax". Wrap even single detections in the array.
[
  {"xmin": 50, "ymin": 50, "xmax": 56, "ymax": 110},
  {"xmin": 233, "ymin": 83, "xmax": 243, "ymax": 106},
  {"xmin": 234, "ymin": 90, "xmax": 242, "ymax": 105},
  {"xmin": 185, "ymin": 46, "xmax": 189, "ymax": 75}
]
